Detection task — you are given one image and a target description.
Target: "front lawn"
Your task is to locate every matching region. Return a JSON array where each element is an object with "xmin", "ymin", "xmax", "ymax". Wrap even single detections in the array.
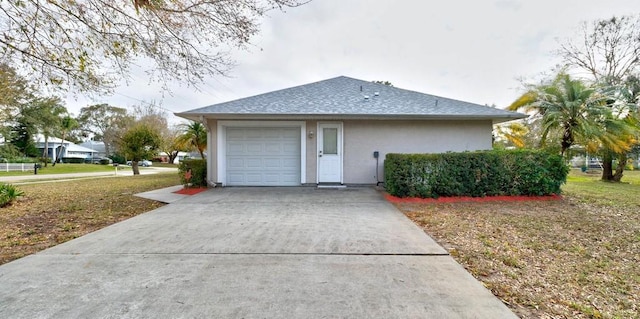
[
  {"xmin": 398, "ymin": 170, "xmax": 640, "ymax": 319},
  {"xmin": 0, "ymin": 173, "xmax": 180, "ymax": 265},
  {"xmin": 0, "ymin": 163, "xmax": 130, "ymax": 177}
]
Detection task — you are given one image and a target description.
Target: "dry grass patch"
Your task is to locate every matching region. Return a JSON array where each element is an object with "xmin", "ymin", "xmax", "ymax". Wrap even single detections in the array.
[
  {"xmin": 0, "ymin": 173, "xmax": 180, "ymax": 265},
  {"xmin": 397, "ymin": 171, "xmax": 640, "ymax": 319}
]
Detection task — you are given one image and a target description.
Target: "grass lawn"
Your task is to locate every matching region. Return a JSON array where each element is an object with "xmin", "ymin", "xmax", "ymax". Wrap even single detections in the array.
[
  {"xmin": 0, "ymin": 173, "xmax": 181, "ymax": 265},
  {"xmin": 0, "ymin": 163, "xmax": 130, "ymax": 176},
  {"xmin": 399, "ymin": 169, "xmax": 640, "ymax": 319},
  {"xmin": 152, "ymin": 162, "xmax": 179, "ymax": 168}
]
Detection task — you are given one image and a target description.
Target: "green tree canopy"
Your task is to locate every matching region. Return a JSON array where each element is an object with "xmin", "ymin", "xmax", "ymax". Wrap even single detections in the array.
[
  {"xmin": 29, "ymin": 97, "xmax": 67, "ymax": 166},
  {"xmin": 77, "ymin": 104, "xmax": 134, "ymax": 156},
  {"xmin": 52, "ymin": 114, "xmax": 79, "ymax": 166},
  {"xmin": 508, "ymin": 73, "xmax": 637, "ymax": 158},
  {"xmin": 559, "ymin": 15, "xmax": 640, "ymax": 181},
  {"xmin": 120, "ymin": 123, "xmax": 162, "ymax": 175},
  {"xmin": 177, "ymin": 121, "xmax": 207, "ymax": 159},
  {"xmin": 159, "ymin": 125, "xmax": 188, "ymax": 165},
  {"xmin": 0, "ymin": 64, "xmax": 32, "ymax": 139}
]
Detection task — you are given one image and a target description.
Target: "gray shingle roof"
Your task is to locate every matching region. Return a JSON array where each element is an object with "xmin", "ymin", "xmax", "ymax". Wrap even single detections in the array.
[{"xmin": 177, "ymin": 76, "xmax": 525, "ymax": 122}]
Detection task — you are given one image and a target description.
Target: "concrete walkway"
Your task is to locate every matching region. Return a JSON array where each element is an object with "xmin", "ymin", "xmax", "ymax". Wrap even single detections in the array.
[
  {"xmin": 0, "ymin": 187, "xmax": 517, "ymax": 318},
  {"xmin": 134, "ymin": 185, "xmax": 189, "ymax": 203}
]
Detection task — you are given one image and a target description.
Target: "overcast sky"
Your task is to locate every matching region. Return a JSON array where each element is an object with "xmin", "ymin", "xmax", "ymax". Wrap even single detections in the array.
[{"xmin": 65, "ymin": 0, "xmax": 640, "ymax": 122}]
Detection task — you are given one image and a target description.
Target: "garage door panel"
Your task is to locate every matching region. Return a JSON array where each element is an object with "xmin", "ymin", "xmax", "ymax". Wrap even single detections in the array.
[
  {"xmin": 245, "ymin": 129, "xmax": 264, "ymax": 138},
  {"xmin": 264, "ymin": 174, "xmax": 281, "ymax": 183},
  {"xmin": 227, "ymin": 173, "xmax": 245, "ymax": 184},
  {"xmin": 282, "ymin": 158, "xmax": 298, "ymax": 168},
  {"xmin": 227, "ymin": 158, "xmax": 245, "ymax": 169},
  {"xmin": 227, "ymin": 144, "xmax": 244, "ymax": 154},
  {"xmin": 281, "ymin": 128, "xmax": 299, "ymax": 138},
  {"xmin": 264, "ymin": 158, "xmax": 282, "ymax": 168},
  {"xmin": 246, "ymin": 174, "xmax": 263, "ymax": 183},
  {"xmin": 246, "ymin": 158, "xmax": 263, "ymax": 168},
  {"xmin": 226, "ymin": 127, "xmax": 301, "ymax": 186},
  {"xmin": 226, "ymin": 129, "xmax": 245, "ymax": 139},
  {"xmin": 262, "ymin": 130, "xmax": 281, "ymax": 138},
  {"xmin": 246, "ymin": 143, "xmax": 263, "ymax": 154},
  {"xmin": 281, "ymin": 174, "xmax": 299, "ymax": 183},
  {"xmin": 283, "ymin": 143, "xmax": 298, "ymax": 153},
  {"xmin": 264, "ymin": 143, "xmax": 282, "ymax": 153}
]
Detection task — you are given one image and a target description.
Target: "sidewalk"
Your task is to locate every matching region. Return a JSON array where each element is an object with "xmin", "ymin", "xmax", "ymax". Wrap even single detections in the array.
[
  {"xmin": 0, "ymin": 167, "xmax": 178, "ymax": 184},
  {"xmin": 134, "ymin": 185, "xmax": 189, "ymax": 203}
]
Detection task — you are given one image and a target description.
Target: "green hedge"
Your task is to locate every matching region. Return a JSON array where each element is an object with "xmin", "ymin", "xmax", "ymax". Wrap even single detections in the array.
[
  {"xmin": 178, "ymin": 159, "xmax": 207, "ymax": 187},
  {"xmin": 384, "ymin": 150, "xmax": 568, "ymax": 198},
  {"xmin": 61, "ymin": 157, "xmax": 84, "ymax": 164}
]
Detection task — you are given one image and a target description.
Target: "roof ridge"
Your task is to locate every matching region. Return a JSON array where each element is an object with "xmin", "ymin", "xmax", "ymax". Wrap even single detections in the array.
[{"xmin": 176, "ymin": 76, "xmax": 526, "ymax": 123}]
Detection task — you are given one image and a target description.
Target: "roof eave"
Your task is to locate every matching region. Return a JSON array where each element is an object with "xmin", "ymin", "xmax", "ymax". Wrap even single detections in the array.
[{"xmin": 175, "ymin": 112, "xmax": 528, "ymax": 122}]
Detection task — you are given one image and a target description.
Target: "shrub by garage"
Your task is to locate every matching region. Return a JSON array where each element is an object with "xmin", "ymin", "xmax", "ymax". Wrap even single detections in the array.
[
  {"xmin": 178, "ymin": 159, "xmax": 207, "ymax": 187},
  {"xmin": 384, "ymin": 150, "xmax": 568, "ymax": 198}
]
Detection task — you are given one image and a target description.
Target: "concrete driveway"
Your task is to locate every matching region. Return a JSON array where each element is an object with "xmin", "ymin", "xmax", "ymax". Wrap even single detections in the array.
[{"xmin": 0, "ymin": 187, "xmax": 517, "ymax": 318}]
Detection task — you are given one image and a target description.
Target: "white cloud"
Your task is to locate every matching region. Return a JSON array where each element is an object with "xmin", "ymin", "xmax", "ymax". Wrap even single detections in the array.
[{"xmin": 65, "ymin": 0, "xmax": 640, "ymax": 118}]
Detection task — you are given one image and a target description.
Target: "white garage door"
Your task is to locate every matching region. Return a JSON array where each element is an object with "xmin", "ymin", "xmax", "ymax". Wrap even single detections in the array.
[{"xmin": 226, "ymin": 127, "xmax": 301, "ymax": 186}]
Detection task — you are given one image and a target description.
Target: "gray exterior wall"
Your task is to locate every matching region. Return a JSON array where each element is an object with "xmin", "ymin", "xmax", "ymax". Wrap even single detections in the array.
[
  {"xmin": 206, "ymin": 119, "xmax": 218, "ymax": 184},
  {"xmin": 305, "ymin": 120, "xmax": 318, "ymax": 184},
  {"xmin": 206, "ymin": 119, "xmax": 493, "ymax": 186},
  {"xmin": 342, "ymin": 120, "xmax": 493, "ymax": 184}
]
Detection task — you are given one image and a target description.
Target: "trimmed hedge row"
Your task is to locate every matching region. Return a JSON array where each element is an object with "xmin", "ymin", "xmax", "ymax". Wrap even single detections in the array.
[
  {"xmin": 384, "ymin": 150, "xmax": 568, "ymax": 198},
  {"xmin": 178, "ymin": 159, "xmax": 208, "ymax": 187},
  {"xmin": 61, "ymin": 157, "xmax": 84, "ymax": 163}
]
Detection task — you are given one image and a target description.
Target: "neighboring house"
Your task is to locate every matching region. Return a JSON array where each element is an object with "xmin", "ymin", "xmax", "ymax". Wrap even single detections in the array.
[
  {"xmin": 157, "ymin": 151, "xmax": 190, "ymax": 164},
  {"xmin": 176, "ymin": 76, "xmax": 525, "ymax": 186},
  {"xmin": 35, "ymin": 136, "xmax": 99, "ymax": 162},
  {"xmin": 79, "ymin": 140, "xmax": 107, "ymax": 159}
]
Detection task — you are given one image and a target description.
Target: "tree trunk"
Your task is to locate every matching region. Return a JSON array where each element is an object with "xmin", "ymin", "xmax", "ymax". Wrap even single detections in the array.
[
  {"xmin": 168, "ymin": 151, "xmax": 178, "ymax": 164},
  {"xmin": 52, "ymin": 132, "xmax": 67, "ymax": 167},
  {"xmin": 601, "ymin": 151, "xmax": 614, "ymax": 181},
  {"xmin": 612, "ymin": 153, "xmax": 627, "ymax": 182},
  {"xmin": 132, "ymin": 161, "xmax": 140, "ymax": 175},
  {"xmin": 42, "ymin": 135, "xmax": 49, "ymax": 167}
]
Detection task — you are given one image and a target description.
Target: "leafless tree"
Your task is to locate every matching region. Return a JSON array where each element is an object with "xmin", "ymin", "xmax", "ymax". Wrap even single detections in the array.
[{"xmin": 559, "ymin": 15, "xmax": 640, "ymax": 85}]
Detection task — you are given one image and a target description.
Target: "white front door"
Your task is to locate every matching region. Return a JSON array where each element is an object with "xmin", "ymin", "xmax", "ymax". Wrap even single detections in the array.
[{"xmin": 317, "ymin": 123, "xmax": 343, "ymax": 183}]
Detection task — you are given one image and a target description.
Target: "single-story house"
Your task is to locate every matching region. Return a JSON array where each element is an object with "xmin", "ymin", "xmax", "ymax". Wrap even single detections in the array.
[
  {"xmin": 176, "ymin": 76, "xmax": 525, "ymax": 186},
  {"xmin": 35, "ymin": 136, "xmax": 99, "ymax": 162},
  {"xmin": 79, "ymin": 140, "xmax": 107, "ymax": 158},
  {"xmin": 156, "ymin": 151, "xmax": 191, "ymax": 164}
]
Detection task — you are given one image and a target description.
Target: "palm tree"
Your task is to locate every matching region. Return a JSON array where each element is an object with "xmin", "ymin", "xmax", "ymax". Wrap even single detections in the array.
[
  {"xmin": 494, "ymin": 122, "xmax": 529, "ymax": 148},
  {"xmin": 32, "ymin": 98, "xmax": 66, "ymax": 167},
  {"xmin": 177, "ymin": 121, "xmax": 207, "ymax": 159},
  {"xmin": 508, "ymin": 73, "xmax": 636, "ymax": 158},
  {"xmin": 52, "ymin": 115, "xmax": 78, "ymax": 166}
]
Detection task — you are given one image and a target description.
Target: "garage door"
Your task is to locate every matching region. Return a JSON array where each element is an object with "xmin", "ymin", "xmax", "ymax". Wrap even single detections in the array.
[{"xmin": 226, "ymin": 127, "xmax": 301, "ymax": 186}]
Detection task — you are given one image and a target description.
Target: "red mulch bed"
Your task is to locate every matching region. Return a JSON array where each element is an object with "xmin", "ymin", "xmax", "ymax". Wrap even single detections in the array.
[
  {"xmin": 384, "ymin": 193, "xmax": 562, "ymax": 203},
  {"xmin": 173, "ymin": 187, "xmax": 208, "ymax": 195}
]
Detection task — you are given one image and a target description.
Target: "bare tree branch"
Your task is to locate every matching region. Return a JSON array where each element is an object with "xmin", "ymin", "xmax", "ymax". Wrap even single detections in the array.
[
  {"xmin": 0, "ymin": 0, "xmax": 309, "ymax": 94},
  {"xmin": 559, "ymin": 15, "xmax": 640, "ymax": 85}
]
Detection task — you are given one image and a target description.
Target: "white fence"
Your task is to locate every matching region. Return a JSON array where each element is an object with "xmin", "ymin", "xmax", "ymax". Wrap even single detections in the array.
[{"xmin": 0, "ymin": 163, "xmax": 37, "ymax": 172}]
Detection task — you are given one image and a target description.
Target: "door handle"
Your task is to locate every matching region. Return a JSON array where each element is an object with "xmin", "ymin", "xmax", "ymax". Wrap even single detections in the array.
[{"xmin": 319, "ymin": 150, "xmax": 322, "ymax": 157}]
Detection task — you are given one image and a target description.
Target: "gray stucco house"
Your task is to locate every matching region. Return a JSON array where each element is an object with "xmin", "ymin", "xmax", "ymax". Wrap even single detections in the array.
[{"xmin": 176, "ymin": 76, "xmax": 525, "ymax": 186}]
